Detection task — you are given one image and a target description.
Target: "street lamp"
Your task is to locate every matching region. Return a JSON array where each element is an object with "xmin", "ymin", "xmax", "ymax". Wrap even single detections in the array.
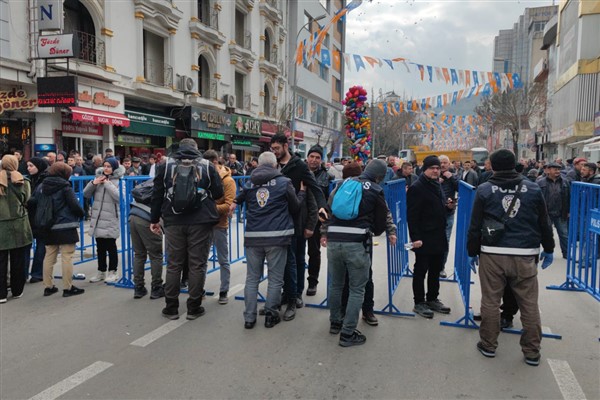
[{"xmin": 290, "ymin": 13, "xmax": 326, "ymax": 152}]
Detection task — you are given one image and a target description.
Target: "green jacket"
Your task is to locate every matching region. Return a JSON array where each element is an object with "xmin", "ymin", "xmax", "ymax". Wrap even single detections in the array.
[{"xmin": 0, "ymin": 179, "xmax": 33, "ymax": 250}]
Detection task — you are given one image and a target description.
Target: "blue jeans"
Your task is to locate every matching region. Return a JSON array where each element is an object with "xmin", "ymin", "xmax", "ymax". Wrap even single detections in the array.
[
  {"xmin": 442, "ymin": 213, "xmax": 455, "ymax": 269},
  {"xmin": 244, "ymin": 246, "xmax": 287, "ymax": 322},
  {"xmin": 30, "ymin": 239, "xmax": 45, "ymax": 279},
  {"xmin": 550, "ymin": 216, "xmax": 568, "ymax": 257},
  {"xmin": 328, "ymin": 242, "xmax": 370, "ymax": 336},
  {"xmin": 213, "ymin": 227, "xmax": 230, "ymax": 293}
]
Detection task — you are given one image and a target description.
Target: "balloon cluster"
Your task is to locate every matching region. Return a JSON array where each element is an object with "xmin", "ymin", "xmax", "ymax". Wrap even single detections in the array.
[{"xmin": 342, "ymin": 85, "xmax": 371, "ymax": 162}]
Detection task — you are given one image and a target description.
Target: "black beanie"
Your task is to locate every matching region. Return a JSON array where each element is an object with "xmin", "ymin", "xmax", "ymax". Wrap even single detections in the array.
[
  {"xmin": 422, "ymin": 155, "xmax": 441, "ymax": 171},
  {"xmin": 29, "ymin": 157, "xmax": 49, "ymax": 174},
  {"xmin": 307, "ymin": 144, "xmax": 323, "ymax": 158},
  {"xmin": 490, "ymin": 149, "xmax": 515, "ymax": 171}
]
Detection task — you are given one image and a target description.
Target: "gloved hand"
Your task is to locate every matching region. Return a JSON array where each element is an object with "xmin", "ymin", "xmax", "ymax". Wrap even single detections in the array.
[
  {"xmin": 540, "ymin": 251, "xmax": 554, "ymax": 269},
  {"xmin": 468, "ymin": 256, "xmax": 479, "ymax": 274}
]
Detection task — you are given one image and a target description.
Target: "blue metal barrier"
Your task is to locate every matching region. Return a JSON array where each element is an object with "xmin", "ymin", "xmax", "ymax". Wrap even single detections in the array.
[
  {"xmin": 440, "ymin": 181, "xmax": 478, "ymax": 329},
  {"xmin": 548, "ymin": 182, "xmax": 600, "ymax": 301}
]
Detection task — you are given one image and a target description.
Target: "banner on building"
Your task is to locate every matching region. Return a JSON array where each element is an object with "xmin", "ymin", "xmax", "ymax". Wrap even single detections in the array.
[{"xmin": 37, "ymin": 76, "xmax": 78, "ymax": 107}]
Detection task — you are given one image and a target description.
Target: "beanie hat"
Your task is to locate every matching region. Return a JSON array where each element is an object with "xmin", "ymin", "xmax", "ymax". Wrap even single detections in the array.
[
  {"xmin": 490, "ymin": 149, "xmax": 516, "ymax": 171},
  {"xmin": 363, "ymin": 159, "xmax": 387, "ymax": 181},
  {"xmin": 422, "ymin": 155, "xmax": 441, "ymax": 171},
  {"xmin": 48, "ymin": 162, "xmax": 72, "ymax": 181},
  {"xmin": 342, "ymin": 161, "xmax": 362, "ymax": 179},
  {"xmin": 104, "ymin": 157, "xmax": 119, "ymax": 171},
  {"xmin": 29, "ymin": 157, "xmax": 49, "ymax": 174},
  {"xmin": 307, "ymin": 144, "xmax": 323, "ymax": 159}
]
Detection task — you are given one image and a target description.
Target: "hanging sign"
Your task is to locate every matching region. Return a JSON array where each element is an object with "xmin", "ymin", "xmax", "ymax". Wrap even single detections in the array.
[{"xmin": 37, "ymin": 34, "xmax": 79, "ymax": 58}]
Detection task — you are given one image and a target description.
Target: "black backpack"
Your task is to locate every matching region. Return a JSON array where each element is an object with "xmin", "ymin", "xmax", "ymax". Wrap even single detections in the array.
[
  {"xmin": 33, "ymin": 191, "xmax": 56, "ymax": 231},
  {"xmin": 166, "ymin": 158, "xmax": 209, "ymax": 214},
  {"xmin": 131, "ymin": 178, "xmax": 154, "ymax": 205}
]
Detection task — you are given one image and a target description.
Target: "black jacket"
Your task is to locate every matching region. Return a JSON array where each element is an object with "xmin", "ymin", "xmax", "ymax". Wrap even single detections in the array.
[
  {"xmin": 29, "ymin": 176, "xmax": 84, "ymax": 244},
  {"xmin": 407, "ymin": 174, "xmax": 448, "ymax": 255},
  {"xmin": 312, "ymin": 165, "xmax": 333, "ymax": 200},
  {"xmin": 537, "ymin": 175, "xmax": 570, "ymax": 220},
  {"xmin": 150, "ymin": 147, "xmax": 224, "ymax": 227},
  {"xmin": 467, "ymin": 171, "xmax": 554, "ymax": 257},
  {"xmin": 440, "ymin": 173, "xmax": 458, "ymax": 215}
]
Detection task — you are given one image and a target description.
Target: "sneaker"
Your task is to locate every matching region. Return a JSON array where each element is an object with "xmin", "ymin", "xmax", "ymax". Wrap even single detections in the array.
[
  {"xmin": 29, "ymin": 277, "xmax": 43, "ymax": 283},
  {"xmin": 162, "ymin": 308, "xmax": 179, "ymax": 320},
  {"xmin": 413, "ymin": 302, "xmax": 434, "ymax": 318},
  {"xmin": 180, "ymin": 280, "xmax": 188, "ymax": 290},
  {"xmin": 186, "ymin": 306, "xmax": 206, "ymax": 320},
  {"xmin": 0, "ymin": 298, "xmax": 6, "ymax": 304},
  {"xmin": 44, "ymin": 286, "xmax": 59, "ymax": 296},
  {"xmin": 476, "ymin": 341, "xmax": 496, "ymax": 358},
  {"xmin": 339, "ymin": 330, "xmax": 367, "ymax": 347},
  {"xmin": 329, "ymin": 321, "xmax": 343, "ymax": 335},
  {"xmin": 90, "ymin": 271, "xmax": 106, "ymax": 283},
  {"xmin": 218, "ymin": 291, "xmax": 228, "ymax": 305},
  {"xmin": 264, "ymin": 311, "xmax": 281, "ymax": 328},
  {"xmin": 306, "ymin": 284, "xmax": 317, "ymax": 296},
  {"xmin": 283, "ymin": 302, "xmax": 296, "ymax": 321},
  {"xmin": 244, "ymin": 320, "xmax": 256, "ymax": 329},
  {"xmin": 12, "ymin": 293, "xmax": 23, "ymax": 299},
  {"xmin": 134, "ymin": 286, "xmax": 148, "ymax": 299},
  {"xmin": 63, "ymin": 286, "xmax": 85, "ymax": 297},
  {"xmin": 105, "ymin": 271, "xmax": 119, "ymax": 283},
  {"xmin": 500, "ymin": 317, "xmax": 513, "ymax": 330},
  {"xmin": 362, "ymin": 311, "xmax": 379, "ymax": 326},
  {"xmin": 524, "ymin": 353, "xmax": 541, "ymax": 367},
  {"xmin": 150, "ymin": 285, "xmax": 165, "ymax": 300},
  {"xmin": 295, "ymin": 296, "xmax": 304, "ymax": 309},
  {"xmin": 427, "ymin": 299, "xmax": 451, "ymax": 314},
  {"xmin": 439, "ymin": 269, "xmax": 447, "ymax": 278}
]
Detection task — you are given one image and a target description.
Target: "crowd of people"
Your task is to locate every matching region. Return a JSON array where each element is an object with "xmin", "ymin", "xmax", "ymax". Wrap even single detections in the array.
[{"xmin": 0, "ymin": 141, "xmax": 597, "ymax": 364}]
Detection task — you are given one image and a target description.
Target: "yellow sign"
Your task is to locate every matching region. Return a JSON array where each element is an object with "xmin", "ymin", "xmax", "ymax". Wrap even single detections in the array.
[{"xmin": 0, "ymin": 88, "xmax": 37, "ymax": 114}]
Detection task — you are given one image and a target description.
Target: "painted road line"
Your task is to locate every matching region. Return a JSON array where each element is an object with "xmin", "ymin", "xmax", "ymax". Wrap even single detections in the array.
[
  {"xmin": 130, "ymin": 319, "xmax": 188, "ymax": 347},
  {"xmin": 548, "ymin": 359, "xmax": 586, "ymax": 400},
  {"xmin": 228, "ymin": 283, "xmax": 244, "ymax": 296},
  {"xmin": 28, "ymin": 361, "xmax": 113, "ymax": 400}
]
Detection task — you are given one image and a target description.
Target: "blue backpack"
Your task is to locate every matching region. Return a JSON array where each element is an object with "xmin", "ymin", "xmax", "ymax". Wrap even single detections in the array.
[{"xmin": 331, "ymin": 178, "xmax": 363, "ymax": 220}]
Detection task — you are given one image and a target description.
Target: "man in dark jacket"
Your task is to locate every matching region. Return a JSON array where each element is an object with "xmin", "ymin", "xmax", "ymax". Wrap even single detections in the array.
[
  {"xmin": 396, "ymin": 162, "xmax": 418, "ymax": 188},
  {"xmin": 232, "ymin": 152, "xmax": 305, "ymax": 329},
  {"xmin": 321, "ymin": 159, "xmax": 392, "ymax": 347},
  {"xmin": 459, "ymin": 160, "xmax": 479, "ymax": 187},
  {"xmin": 468, "ymin": 149, "xmax": 554, "ymax": 366},
  {"xmin": 581, "ymin": 163, "xmax": 600, "ymax": 184},
  {"xmin": 407, "ymin": 155, "xmax": 451, "ymax": 318},
  {"xmin": 537, "ymin": 162, "xmax": 570, "ymax": 258},
  {"xmin": 269, "ymin": 134, "xmax": 326, "ymax": 320},
  {"xmin": 566, "ymin": 157, "xmax": 586, "ymax": 182},
  {"xmin": 439, "ymin": 155, "xmax": 458, "ymax": 278},
  {"xmin": 150, "ymin": 138, "xmax": 224, "ymax": 320}
]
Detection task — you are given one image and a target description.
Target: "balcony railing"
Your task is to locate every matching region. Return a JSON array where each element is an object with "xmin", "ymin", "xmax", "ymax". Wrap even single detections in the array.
[
  {"xmin": 144, "ymin": 59, "xmax": 173, "ymax": 88},
  {"xmin": 69, "ymin": 30, "xmax": 106, "ymax": 67},
  {"xmin": 200, "ymin": 9, "xmax": 219, "ymax": 30}
]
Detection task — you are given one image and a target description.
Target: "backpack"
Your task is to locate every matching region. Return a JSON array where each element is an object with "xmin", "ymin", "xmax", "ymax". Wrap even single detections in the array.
[
  {"xmin": 33, "ymin": 191, "xmax": 56, "ymax": 230},
  {"xmin": 131, "ymin": 178, "xmax": 154, "ymax": 205},
  {"xmin": 166, "ymin": 158, "xmax": 210, "ymax": 214},
  {"xmin": 331, "ymin": 178, "xmax": 363, "ymax": 220}
]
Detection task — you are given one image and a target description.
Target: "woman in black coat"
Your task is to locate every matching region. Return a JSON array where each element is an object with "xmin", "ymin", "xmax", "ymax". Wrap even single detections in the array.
[{"xmin": 25, "ymin": 157, "xmax": 49, "ymax": 282}]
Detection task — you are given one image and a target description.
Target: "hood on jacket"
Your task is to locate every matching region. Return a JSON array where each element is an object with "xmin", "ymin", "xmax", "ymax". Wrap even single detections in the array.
[
  {"xmin": 488, "ymin": 170, "xmax": 523, "ymax": 186},
  {"xmin": 41, "ymin": 176, "xmax": 71, "ymax": 195},
  {"xmin": 218, "ymin": 165, "xmax": 232, "ymax": 180},
  {"xmin": 95, "ymin": 165, "xmax": 126, "ymax": 179},
  {"xmin": 173, "ymin": 146, "xmax": 202, "ymax": 161},
  {"xmin": 250, "ymin": 164, "xmax": 282, "ymax": 185}
]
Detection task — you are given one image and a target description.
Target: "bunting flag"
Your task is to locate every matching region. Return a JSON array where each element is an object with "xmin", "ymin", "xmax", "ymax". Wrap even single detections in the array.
[
  {"xmin": 332, "ymin": 49, "xmax": 341, "ymax": 70},
  {"xmin": 450, "ymin": 69, "xmax": 458, "ymax": 85},
  {"xmin": 427, "ymin": 66, "xmax": 433, "ymax": 82},
  {"xmin": 353, "ymin": 54, "xmax": 365, "ymax": 71}
]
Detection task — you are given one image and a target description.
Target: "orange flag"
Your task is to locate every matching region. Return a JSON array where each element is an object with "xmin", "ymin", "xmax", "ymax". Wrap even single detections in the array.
[
  {"xmin": 295, "ymin": 41, "xmax": 304, "ymax": 65},
  {"xmin": 442, "ymin": 68, "xmax": 451, "ymax": 84},
  {"xmin": 465, "ymin": 70, "xmax": 471, "ymax": 87},
  {"xmin": 364, "ymin": 56, "xmax": 380, "ymax": 68},
  {"xmin": 333, "ymin": 50, "xmax": 341, "ymax": 70}
]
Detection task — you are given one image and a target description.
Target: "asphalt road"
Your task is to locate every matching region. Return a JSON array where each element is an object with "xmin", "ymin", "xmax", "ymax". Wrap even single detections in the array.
[{"xmin": 1, "ymin": 230, "xmax": 599, "ymax": 400}]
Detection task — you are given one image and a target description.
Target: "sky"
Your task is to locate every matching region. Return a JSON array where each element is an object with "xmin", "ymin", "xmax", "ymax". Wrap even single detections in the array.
[{"xmin": 344, "ymin": 0, "xmax": 555, "ymax": 109}]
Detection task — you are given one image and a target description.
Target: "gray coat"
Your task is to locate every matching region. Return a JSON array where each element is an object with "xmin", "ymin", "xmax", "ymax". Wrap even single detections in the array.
[{"xmin": 83, "ymin": 166, "xmax": 125, "ymax": 239}]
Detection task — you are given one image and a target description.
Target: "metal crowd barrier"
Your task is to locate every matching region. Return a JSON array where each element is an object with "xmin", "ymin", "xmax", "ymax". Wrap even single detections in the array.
[{"xmin": 548, "ymin": 182, "xmax": 600, "ymax": 301}]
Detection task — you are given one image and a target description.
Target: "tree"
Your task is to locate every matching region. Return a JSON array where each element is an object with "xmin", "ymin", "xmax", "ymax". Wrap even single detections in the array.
[
  {"xmin": 475, "ymin": 82, "xmax": 545, "ymax": 156},
  {"xmin": 371, "ymin": 106, "xmax": 418, "ymax": 156}
]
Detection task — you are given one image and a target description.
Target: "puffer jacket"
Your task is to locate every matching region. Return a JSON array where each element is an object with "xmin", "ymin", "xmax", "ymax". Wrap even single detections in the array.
[
  {"xmin": 216, "ymin": 165, "xmax": 236, "ymax": 229},
  {"xmin": 0, "ymin": 178, "xmax": 32, "ymax": 251},
  {"xmin": 83, "ymin": 165, "xmax": 125, "ymax": 239}
]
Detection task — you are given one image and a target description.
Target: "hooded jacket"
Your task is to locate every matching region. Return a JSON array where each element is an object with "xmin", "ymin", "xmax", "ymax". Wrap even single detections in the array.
[
  {"xmin": 467, "ymin": 170, "xmax": 554, "ymax": 257},
  {"xmin": 83, "ymin": 165, "xmax": 126, "ymax": 239},
  {"xmin": 235, "ymin": 164, "xmax": 305, "ymax": 247},
  {"xmin": 215, "ymin": 165, "xmax": 236, "ymax": 229},
  {"xmin": 0, "ymin": 177, "xmax": 32, "ymax": 251},
  {"xmin": 150, "ymin": 146, "xmax": 223, "ymax": 227}
]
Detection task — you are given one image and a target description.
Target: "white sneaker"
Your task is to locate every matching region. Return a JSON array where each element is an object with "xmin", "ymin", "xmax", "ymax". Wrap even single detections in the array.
[
  {"xmin": 90, "ymin": 271, "xmax": 106, "ymax": 283},
  {"xmin": 105, "ymin": 272, "xmax": 119, "ymax": 283}
]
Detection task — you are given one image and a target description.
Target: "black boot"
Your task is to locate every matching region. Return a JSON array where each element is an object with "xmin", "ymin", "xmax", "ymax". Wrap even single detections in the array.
[
  {"xmin": 162, "ymin": 297, "xmax": 179, "ymax": 320},
  {"xmin": 134, "ymin": 285, "xmax": 148, "ymax": 299},
  {"xmin": 283, "ymin": 301, "xmax": 296, "ymax": 321},
  {"xmin": 264, "ymin": 311, "xmax": 281, "ymax": 328}
]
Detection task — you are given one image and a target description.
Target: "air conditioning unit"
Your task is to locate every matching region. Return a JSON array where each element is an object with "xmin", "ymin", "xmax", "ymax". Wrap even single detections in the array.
[
  {"xmin": 178, "ymin": 75, "xmax": 194, "ymax": 93},
  {"xmin": 224, "ymin": 94, "xmax": 236, "ymax": 108}
]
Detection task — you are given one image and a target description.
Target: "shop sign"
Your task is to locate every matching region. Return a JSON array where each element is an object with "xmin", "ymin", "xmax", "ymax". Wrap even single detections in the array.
[
  {"xmin": 190, "ymin": 107, "xmax": 231, "ymax": 134},
  {"xmin": 233, "ymin": 115, "xmax": 261, "ymax": 137},
  {"xmin": 195, "ymin": 131, "xmax": 225, "ymax": 141},
  {"xmin": 37, "ymin": 76, "xmax": 78, "ymax": 107},
  {"xmin": 0, "ymin": 88, "xmax": 37, "ymax": 114},
  {"xmin": 78, "ymin": 90, "xmax": 121, "ymax": 108},
  {"xmin": 61, "ymin": 114, "xmax": 102, "ymax": 136},
  {"xmin": 232, "ymin": 139, "xmax": 252, "ymax": 146},
  {"xmin": 594, "ymin": 111, "xmax": 600, "ymax": 136},
  {"xmin": 37, "ymin": 34, "xmax": 78, "ymax": 59},
  {"xmin": 38, "ymin": 0, "xmax": 63, "ymax": 31},
  {"xmin": 550, "ymin": 125, "xmax": 573, "ymax": 143},
  {"xmin": 116, "ymin": 134, "xmax": 151, "ymax": 145},
  {"xmin": 126, "ymin": 110, "xmax": 174, "ymax": 127}
]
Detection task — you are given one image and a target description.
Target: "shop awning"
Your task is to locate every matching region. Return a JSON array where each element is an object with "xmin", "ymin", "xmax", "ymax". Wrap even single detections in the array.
[
  {"xmin": 69, "ymin": 107, "xmax": 130, "ymax": 127},
  {"xmin": 124, "ymin": 109, "xmax": 175, "ymax": 137}
]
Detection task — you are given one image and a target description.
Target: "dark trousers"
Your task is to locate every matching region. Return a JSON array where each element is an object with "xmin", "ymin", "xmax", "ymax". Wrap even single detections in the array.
[
  {"xmin": 283, "ymin": 237, "xmax": 297, "ymax": 302},
  {"xmin": 30, "ymin": 238, "xmax": 45, "ymax": 279},
  {"xmin": 412, "ymin": 252, "xmax": 444, "ymax": 304},
  {"xmin": 307, "ymin": 222, "xmax": 322, "ymax": 287},
  {"xmin": 96, "ymin": 238, "xmax": 118, "ymax": 272},
  {"xmin": 501, "ymin": 285, "xmax": 519, "ymax": 321},
  {"xmin": 295, "ymin": 236, "xmax": 306, "ymax": 296},
  {"xmin": 0, "ymin": 246, "xmax": 28, "ymax": 299}
]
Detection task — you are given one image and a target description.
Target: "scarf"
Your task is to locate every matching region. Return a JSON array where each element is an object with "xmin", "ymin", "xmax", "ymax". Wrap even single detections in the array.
[{"xmin": 0, "ymin": 155, "xmax": 25, "ymax": 196}]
